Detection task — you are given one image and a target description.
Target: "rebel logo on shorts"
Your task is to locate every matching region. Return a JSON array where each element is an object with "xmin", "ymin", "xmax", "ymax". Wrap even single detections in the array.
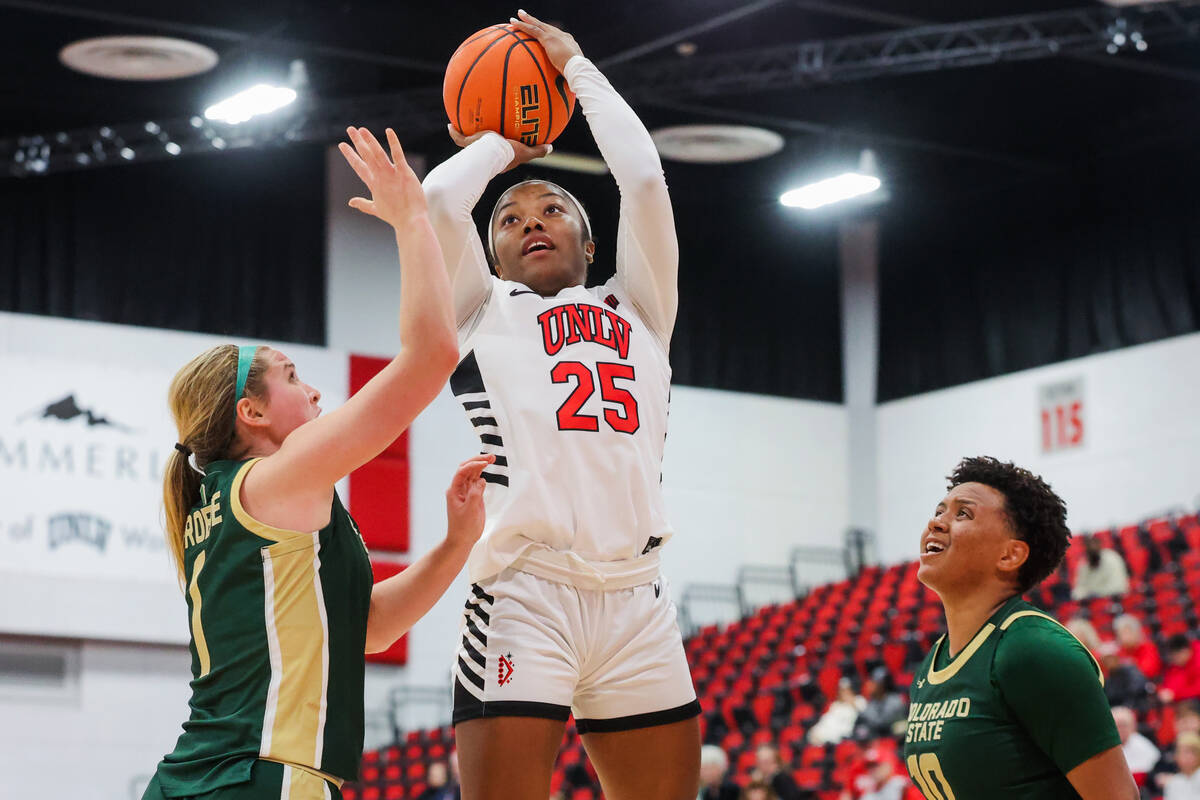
[{"xmin": 498, "ymin": 653, "xmax": 515, "ymax": 686}]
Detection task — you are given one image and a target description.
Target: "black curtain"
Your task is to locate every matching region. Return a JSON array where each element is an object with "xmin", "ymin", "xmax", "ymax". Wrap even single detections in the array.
[
  {"xmin": 878, "ymin": 148, "xmax": 1200, "ymax": 401},
  {"xmin": 0, "ymin": 145, "xmax": 327, "ymax": 344}
]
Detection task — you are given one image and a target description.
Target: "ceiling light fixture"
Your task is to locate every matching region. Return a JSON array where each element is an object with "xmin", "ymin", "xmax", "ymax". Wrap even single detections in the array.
[
  {"xmin": 204, "ymin": 84, "xmax": 297, "ymax": 125},
  {"xmin": 781, "ymin": 149, "xmax": 885, "ymax": 211},
  {"xmin": 780, "ymin": 173, "xmax": 881, "ymax": 209}
]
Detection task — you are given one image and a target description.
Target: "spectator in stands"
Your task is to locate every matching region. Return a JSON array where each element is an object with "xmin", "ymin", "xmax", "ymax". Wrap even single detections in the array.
[
  {"xmin": 1114, "ymin": 614, "xmax": 1163, "ymax": 680},
  {"xmin": 1112, "ymin": 706, "xmax": 1160, "ymax": 787},
  {"xmin": 1066, "ymin": 616, "xmax": 1105, "ymax": 663},
  {"xmin": 854, "ymin": 667, "xmax": 907, "ymax": 741},
  {"xmin": 1152, "ymin": 704, "xmax": 1200, "ymax": 791},
  {"xmin": 753, "ymin": 743, "xmax": 806, "ymax": 800},
  {"xmin": 1178, "ymin": 702, "xmax": 1200, "ymax": 740},
  {"xmin": 741, "ymin": 781, "xmax": 778, "ymax": 800},
  {"xmin": 1162, "ymin": 732, "xmax": 1200, "ymax": 800},
  {"xmin": 1102, "ymin": 643, "xmax": 1154, "ymax": 712},
  {"xmin": 854, "ymin": 749, "xmax": 910, "ymax": 800},
  {"xmin": 1161, "ymin": 635, "xmax": 1200, "ymax": 704},
  {"xmin": 418, "ymin": 760, "xmax": 459, "ymax": 800},
  {"xmin": 699, "ymin": 744, "xmax": 740, "ymax": 800},
  {"xmin": 809, "ymin": 678, "xmax": 866, "ymax": 746},
  {"xmin": 1072, "ymin": 537, "xmax": 1130, "ymax": 600}
]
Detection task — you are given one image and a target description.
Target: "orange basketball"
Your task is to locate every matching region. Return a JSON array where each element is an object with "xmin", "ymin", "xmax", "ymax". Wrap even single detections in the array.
[{"xmin": 443, "ymin": 24, "xmax": 576, "ymax": 147}]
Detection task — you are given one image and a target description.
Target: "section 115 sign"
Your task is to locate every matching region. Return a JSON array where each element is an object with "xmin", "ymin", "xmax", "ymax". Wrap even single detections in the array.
[{"xmin": 1039, "ymin": 378, "xmax": 1084, "ymax": 453}]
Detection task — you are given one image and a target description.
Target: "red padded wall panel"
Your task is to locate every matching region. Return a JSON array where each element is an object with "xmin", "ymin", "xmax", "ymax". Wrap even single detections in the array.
[
  {"xmin": 365, "ymin": 559, "xmax": 409, "ymax": 665},
  {"xmin": 348, "ymin": 354, "xmax": 410, "ymax": 552}
]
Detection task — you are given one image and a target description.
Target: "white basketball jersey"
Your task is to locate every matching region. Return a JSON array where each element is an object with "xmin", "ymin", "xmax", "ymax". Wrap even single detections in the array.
[{"xmin": 451, "ymin": 276, "xmax": 674, "ymax": 584}]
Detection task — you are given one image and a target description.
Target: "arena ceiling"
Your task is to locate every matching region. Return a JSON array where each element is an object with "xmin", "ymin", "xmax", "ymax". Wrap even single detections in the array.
[{"xmin": 3, "ymin": 0, "xmax": 1198, "ymax": 194}]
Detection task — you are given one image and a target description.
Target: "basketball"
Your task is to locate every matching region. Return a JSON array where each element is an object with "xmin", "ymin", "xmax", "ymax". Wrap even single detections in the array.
[{"xmin": 443, "ymin": 24, "xmax": 576, "ymax": 147}]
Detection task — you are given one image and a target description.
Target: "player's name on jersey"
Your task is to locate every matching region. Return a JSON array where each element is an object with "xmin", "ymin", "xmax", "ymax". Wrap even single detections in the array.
[
  {"xmin": 183, "ymin": 489, "xmax": 223, "ymax": 550},
  {"xmin": 905, "ymin": 697, "xmax": 972, "ymax": 744},
  {"xmin": 537, "ymin": 303, "xmax": 632, "ymax": 359}
]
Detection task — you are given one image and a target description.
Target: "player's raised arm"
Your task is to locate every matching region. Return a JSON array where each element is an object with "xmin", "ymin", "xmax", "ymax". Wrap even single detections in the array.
[
  {"xmin": 423, "ymin": 128, "xmax": 551, "ymax": 327},
  {"xmin": 510, "ymin": 9, "xmax": 679, "ymax": 347},
  {"xmin": 249, "ymin": 127, "xmax": 459, "ymax": 500}
]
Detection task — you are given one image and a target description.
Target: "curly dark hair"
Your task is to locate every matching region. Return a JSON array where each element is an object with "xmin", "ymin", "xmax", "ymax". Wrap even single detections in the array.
[{"xmin": 947, "ymin": 456, "xmax": 1070, "ymax": 593}]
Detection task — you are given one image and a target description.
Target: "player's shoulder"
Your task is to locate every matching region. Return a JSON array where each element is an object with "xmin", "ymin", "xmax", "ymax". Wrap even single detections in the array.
[
  {"xmin": 996, "ymin": 601, "xmax": 1075, "ymax": 647},
  {"xmin": 993, "ymin": 601, "xmax": 1102, "ymax": 677}
]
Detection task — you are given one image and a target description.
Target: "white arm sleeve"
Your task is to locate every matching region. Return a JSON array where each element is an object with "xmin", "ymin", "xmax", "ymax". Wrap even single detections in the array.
[
  {"xmin": 421, "ymin": 133, "xmax": 515, "ymax": 328},
  {"xmin": 564, "ymin": 55, "xmax": 679, "ymax": 349}
]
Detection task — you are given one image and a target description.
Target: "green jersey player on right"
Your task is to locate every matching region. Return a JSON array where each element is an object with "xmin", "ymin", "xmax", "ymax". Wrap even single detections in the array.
[{"xmin": 905, "ymin": 456, "xmax": 1137, "ymax": 800}]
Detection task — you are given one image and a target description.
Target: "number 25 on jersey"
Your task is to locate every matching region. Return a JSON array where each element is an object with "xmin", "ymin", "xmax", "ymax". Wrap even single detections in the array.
[{"xmin": 552, "ymin": 361, "xmax": 640, "ymax": 434}]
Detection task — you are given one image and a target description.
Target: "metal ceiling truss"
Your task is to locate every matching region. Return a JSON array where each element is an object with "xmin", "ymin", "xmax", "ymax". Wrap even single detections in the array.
[
  {"xmin": 1, "ymin": 89, "xmax": 447, "ymax": 177},
  {"xmin": 610, "ymin": 0, "xmax": 1200, "ymax": 97},
  {"xmin": 5, "ymin": 1, "xmax": 1200, "ymax": 177}
]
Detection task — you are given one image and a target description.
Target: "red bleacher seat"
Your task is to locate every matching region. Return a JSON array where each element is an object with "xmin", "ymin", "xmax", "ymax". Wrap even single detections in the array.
[
  {"xmin": 751, "ymin": 693, "xmax": 776, "ymax": 727},
  {"xmin": 793, "ymin": 767, "xmax": 824, "ymax": 791},
  {"xmin": 835, "ymin": 739, "xmax": 861, "ymax": 765}
]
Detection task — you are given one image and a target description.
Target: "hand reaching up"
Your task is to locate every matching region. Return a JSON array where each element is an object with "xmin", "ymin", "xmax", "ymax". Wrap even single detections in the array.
[
  {"xmin": 339, "ymin": 126, "xmax": 429, "ymax": 230},
  {"xmin": 509, "ymin": 9, "xmax": 583, "ymax": 74},
  {"xmin": 445, "ymin": 454, "xmax": 494, "ymax": 549}
]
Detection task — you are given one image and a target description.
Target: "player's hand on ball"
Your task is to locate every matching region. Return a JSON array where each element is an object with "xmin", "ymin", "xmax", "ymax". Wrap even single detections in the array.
[
  {"xmin": 445, "ymin": 454, "xmax": 493, "ymax": 549},
  {"xmin": 339, "ymin": 126, "xmax": 429, "ymax": 228},
  {"xmin": 509, "ymin": 9, "xmax": 583, "ymax": 73},
  {"xmin": 447, "ymin": 125, "xmax": 551, "ymax": 172}
]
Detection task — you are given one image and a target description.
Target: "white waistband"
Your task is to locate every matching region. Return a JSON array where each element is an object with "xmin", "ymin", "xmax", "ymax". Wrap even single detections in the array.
[{"xmin": 511, "ymin": 547, "xmax": 661, "ymax": 590}]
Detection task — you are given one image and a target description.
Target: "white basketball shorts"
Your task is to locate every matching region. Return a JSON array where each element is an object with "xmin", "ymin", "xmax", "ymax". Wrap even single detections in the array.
[{"xmin": 451, "ymin": 568, "xmax": 700, "ymax": 733}]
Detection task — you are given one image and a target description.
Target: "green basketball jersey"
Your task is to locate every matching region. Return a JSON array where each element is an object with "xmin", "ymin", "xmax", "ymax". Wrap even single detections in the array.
[
  {"xmin": 903, "ymin": 595, "xmax": 1120, "ymax": 800},
  {"xmin": 154, "ymin": 458, "xmax": 373, "ymax": 798}
]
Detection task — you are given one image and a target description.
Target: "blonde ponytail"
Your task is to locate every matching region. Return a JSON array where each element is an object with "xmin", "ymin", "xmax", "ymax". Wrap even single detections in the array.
[{"xmin": 162, "ymin": 344, "xmax": 266, "ymax": 584}]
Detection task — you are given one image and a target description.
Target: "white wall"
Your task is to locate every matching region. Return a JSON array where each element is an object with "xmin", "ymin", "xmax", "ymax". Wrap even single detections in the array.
[
  {"xmin": 0, "ymin": 638, "xmax": 192, "ymax": 800},
  {"xmin": 877, "ymin": 332, "xmax": 1200, "ymax": 564}
]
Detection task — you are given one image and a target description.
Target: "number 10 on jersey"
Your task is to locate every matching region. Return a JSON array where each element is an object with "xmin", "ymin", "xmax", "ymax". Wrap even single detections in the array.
[
  {"xmin": 552, "ymin": 361, "xmax": 640, "ymax": 434},
  {"xmin": 906, "ymin": 753, "xmax": 956, "ymax": 800}
]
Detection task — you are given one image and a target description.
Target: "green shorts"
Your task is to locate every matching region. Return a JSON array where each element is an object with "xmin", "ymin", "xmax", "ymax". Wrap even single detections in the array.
[{"xmin": 143, "ymin": 759, "xmax": 342, "ymax": 800}]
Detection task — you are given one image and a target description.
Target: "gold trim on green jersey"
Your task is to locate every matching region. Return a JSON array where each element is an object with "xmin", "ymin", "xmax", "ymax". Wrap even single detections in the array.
[
  {"xmin": 260, "ymin": 758, "xmax": 344, "ymax": 790},
  {"xmin": 926, "ymin": 623, "xmax": 997, "ymax": 685},
  {"xmin": 230, "ymin": 459, "xmax": 314, "ymax": 545},
  {"xmin": 188, "ymin": 550, "xmax": 211, "ymax": 677},
  {"xmin": 999, "ymin": 609, "xmax": 1105, "ymax": 686},
  {"xmin": 259, "ymin": 532, "xmax": 330, "ymax": 773},
  {"xmin": 278, "ymin": 762, "xmax": 334, "ymax": 800},
  {"xmin": 230, "ymin": 458, "xmax": 333, "ymax": 775}
]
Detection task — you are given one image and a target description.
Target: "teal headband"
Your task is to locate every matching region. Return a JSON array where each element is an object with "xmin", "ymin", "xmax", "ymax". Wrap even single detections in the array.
[{"xmin": 234, "ymin": 345, "xmax": 256, "ymax": 420}]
